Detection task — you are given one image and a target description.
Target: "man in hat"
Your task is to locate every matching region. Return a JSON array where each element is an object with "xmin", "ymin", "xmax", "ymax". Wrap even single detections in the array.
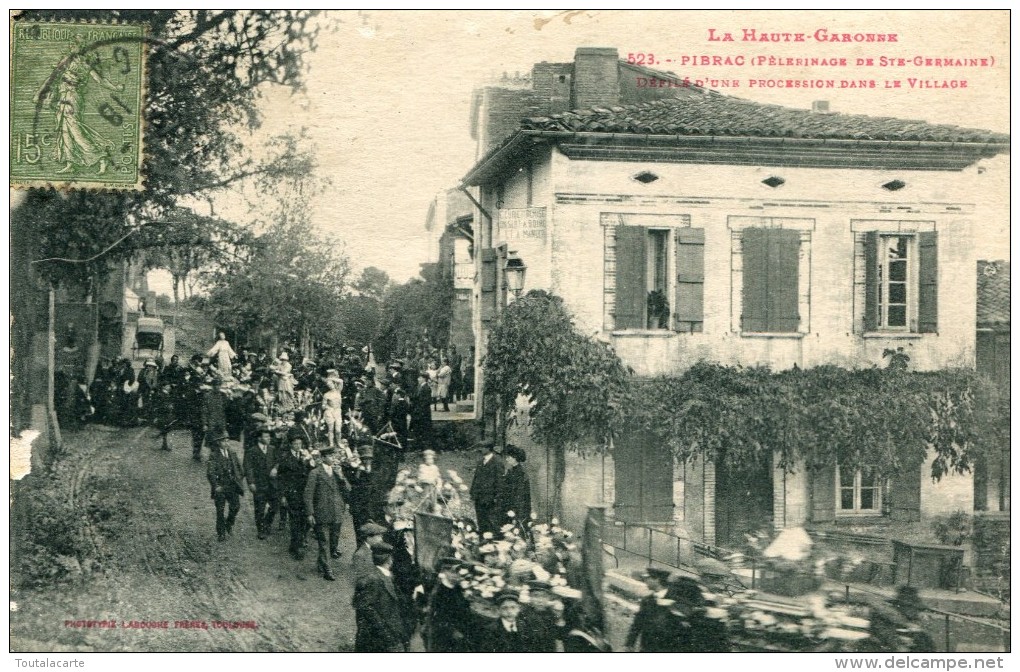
[
  {"xmin": 196, "ymin": 376, "xmax": 228, "ymax": 462},
  {"xmin": 304, "ymin": 446, "xmax": 351, "ymax": 581},
  {"xmin": 409, "ymin": 371, "xmax": 433, "ymax": 449},
  {"xmin": 625, "ymin": 567, "xmax": 681, "ymax": 652},
  {"xmin": 357, "ymin": 371, "xmax": 389, "ymax": 437},
  {"xmin": 243, "ymin": 426, "xmax": 280, "ymax": 540},
  {"xmin": 353, "ymin": 541, "xmax": 409, "ymax": 652},
  {"xmin": 353, "ymin": 522, "xmax": 389, "ymax": 576},
  {"xmin": 425, "ymin": 557, "xmax": 476, "ymax": 652},
  {"xmin": 206, "ymin": 432, "xmax": 245, "ymax": 542},
  {"xmin": 469, "ymin": 438, "xmax": 504, "ymax": 535},
  {"xmin": 496, "ymin": 445, "xmax": 532, "ymax": 528},
  {"xmin": 321, "ymin": 370, "xmax": 344, "ymax": 448},
  {"xmin": 277, "ymin": 429, "xmax": 312, "ymax": 560},
  {"xmin": 388, "ymin": 382, "xmax": 411, "ymax": 452}
]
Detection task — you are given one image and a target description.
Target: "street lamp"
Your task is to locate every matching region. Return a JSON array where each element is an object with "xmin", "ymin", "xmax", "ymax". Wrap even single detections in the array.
[{"xmin": 504, "ymin": 252, "xmax": 527, "ymax": 298}]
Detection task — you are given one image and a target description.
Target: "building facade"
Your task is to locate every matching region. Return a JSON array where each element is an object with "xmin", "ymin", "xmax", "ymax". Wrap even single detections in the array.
[{"xmin": 462, "ymin": 48, "xmax": 1010, "ymax": 542}]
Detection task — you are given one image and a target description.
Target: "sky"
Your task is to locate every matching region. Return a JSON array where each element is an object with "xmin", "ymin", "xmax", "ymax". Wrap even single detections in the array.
[{"xmin": 150, "ymin": 10, "xmax": 1010, "ymax": 294}]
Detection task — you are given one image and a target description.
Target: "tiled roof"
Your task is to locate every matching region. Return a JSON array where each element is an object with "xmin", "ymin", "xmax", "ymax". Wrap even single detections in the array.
[
  {"xmin": 520, "ymin": 96, "xmax": 1010, "ymax": 144},
  {"xmin": 977, "ymin": 261, "xmax": 1010, "ymax": 328}
]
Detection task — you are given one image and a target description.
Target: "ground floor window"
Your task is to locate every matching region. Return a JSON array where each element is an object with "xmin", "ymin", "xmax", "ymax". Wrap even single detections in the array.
[{"xmin": 836, "ymin": 465, "xmax": 885, "ymax": 515}]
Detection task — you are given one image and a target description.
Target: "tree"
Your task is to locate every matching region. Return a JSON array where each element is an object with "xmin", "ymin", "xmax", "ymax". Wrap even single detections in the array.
[
  {"xmin": 373, "ymin": 263, "xmax": 454, "ymax": 363},
  {"xmin": 200, "ymin": 214, "xmax": 350, "ymax": 356},
  {"xmin": 11, "ymin": 10, "xmax": 322, "ymax": 429},
  {"xmin": 142, "ymin": 206, "xmax": 249, "ymax": 326},
  {"xmin": 483, "ymin": 291, "xmax": 631, "ymax": 519},
  {"xmin": 353, "ymin": 267, "xmax": 391, "ymax": 301}
]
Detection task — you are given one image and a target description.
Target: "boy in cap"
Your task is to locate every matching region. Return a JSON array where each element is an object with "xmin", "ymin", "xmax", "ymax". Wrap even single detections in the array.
[
  {"xmin": 352, "ymin": 521, "xmax": 388, "ymax": 578},
  {"xmin": 206, "ymin": 432, "xmax": 245, "ymax": 542},
  {"xmin": 481, "ymin": 590, "xmax": 529, "ymax": 653},
  {"xmin": 353, "ymin": 542, "xmax": 409, "ymax": 652},
  {"xmin": 624, "ymin": 567, "xmax": 680, "ymax": 652}
]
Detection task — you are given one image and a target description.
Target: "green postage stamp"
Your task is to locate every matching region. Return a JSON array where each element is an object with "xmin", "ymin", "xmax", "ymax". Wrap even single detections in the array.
[{"xmin": 10, "ymin": 21, "xmax": 146, "ymax": 189}]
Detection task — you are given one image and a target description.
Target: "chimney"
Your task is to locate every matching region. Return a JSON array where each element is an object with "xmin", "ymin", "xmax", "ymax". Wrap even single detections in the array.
[
  {"xmin": 811, "ymin": 100, "xmax": 831, "ymax": 113},
  {"xmin": 572, "ymin": 47, "xmax": 619, "ymax": 110}
]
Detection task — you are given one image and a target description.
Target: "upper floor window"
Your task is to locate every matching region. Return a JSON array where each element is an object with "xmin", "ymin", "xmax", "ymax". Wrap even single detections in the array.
[
  {"xmin": 854, "ymin": 223, "xmax": 938, "ymax": 334},
  {"xmin": 602, "ymin": 213, "xmax": 702, "ymax": 333},
  {"xmin": 728, "ymin": 217, "xmax": 814, "ymax": 335}
]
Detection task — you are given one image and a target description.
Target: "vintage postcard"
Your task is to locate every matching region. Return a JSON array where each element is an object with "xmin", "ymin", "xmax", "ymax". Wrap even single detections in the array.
[{"xmin": 8, "ymin": 9, "xmax": 1010, "ymax": 661}]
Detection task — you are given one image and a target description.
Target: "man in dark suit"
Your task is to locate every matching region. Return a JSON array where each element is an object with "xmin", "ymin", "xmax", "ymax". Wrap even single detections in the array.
[
  {"xmin": 624, "ymin": 567, "xmax": 681, "ymax": 652},
  {"xmin": 277, "ymin": 430, "xmax": 312, "ymax": 560},
  {"xmin": 206, "ymin": 433, "xmax": 245, "ymax": 542},
  {"xmin": 469, "ymin": 439, "xmax": 503, "ymax": 535},
  {"xmin": 353, "ymin": 542, "xmax": 409, "ymax": 652},
  {"xmin": 243, "ymin": 426, "xmax": 279, "ymax": 540},
  {"xmin": 357, "ymin": 372, "xmax": 389, "ymax": 436},
  {"xmin": 304, "ymin": 446, "xmax": 351, "ymax": 581},
  {"xmin": 496, "ymin": 444, "xmax": 532, "ymax": 528},
  {"xmin": 408, "ymin": 372, "xmax": 433, "ymax": 449}
]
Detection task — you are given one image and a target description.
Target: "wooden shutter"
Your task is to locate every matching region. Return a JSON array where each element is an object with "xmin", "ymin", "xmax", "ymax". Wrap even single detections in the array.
[
  {"xmin": 918, "ymin": 231, "xmax": 938, "ymax": 333},
  {"xmin": 768, "ymin": 228, "xmax": 801, "ymax": 332},
  {"xmin": 613, "ymin": 225, "xmax": 647, "ymax": 330},
  {"xmin": 889, "ymin": 462, "xmax": 922, "ymax": 522},
  {"xmin": 674, "ymin": 228, "xmax": 705, "ymax": 332},
  {"xmin": 479, "ymin": 248, "xmax": 498, "ymax": 324},
  {"xmin": 811, "ymin": 466, "xmax": 836, "ymax": 523},
  {"xmin": 741, "ymin": 227, "xmax": 769, "ymax": 332},
  {"xmin": 613, "ymin": 431, "xmax": 642, "ymax": 523},
  {"xmin": 863, "ymin": 231, "xmax": 880, "ymax": 332}
]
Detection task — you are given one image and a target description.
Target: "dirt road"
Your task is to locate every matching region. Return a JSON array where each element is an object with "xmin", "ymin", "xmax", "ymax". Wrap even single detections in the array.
[{"xmin": 11, "ymin": 425, "xmax": 366, "ymax": 652}]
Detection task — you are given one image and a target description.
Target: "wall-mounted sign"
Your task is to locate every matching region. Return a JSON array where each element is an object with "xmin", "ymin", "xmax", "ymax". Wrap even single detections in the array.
[{"xmin": 500, "ymin": 207, "xmax": 546, "ymax": 242}]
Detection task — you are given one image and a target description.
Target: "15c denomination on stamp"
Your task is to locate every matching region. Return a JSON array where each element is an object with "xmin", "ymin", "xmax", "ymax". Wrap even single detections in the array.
[{"xmin": 11, "ymin": 21, "xmax": 146, "ymax": 190}]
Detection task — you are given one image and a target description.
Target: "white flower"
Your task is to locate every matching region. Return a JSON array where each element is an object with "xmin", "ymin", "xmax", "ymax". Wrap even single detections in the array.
[
  {"xmin": 530, "ymin": 512, "xmax": 538, "ymax": 520},
  {"xmin": 482, "ymin": 532, "xmax": 493, "ymax": 540},
  {"xmin": 458, "ymin": 484, "xmax": 469, "ymax": 492},
  {"xmin": 550, "ymin": 517, "xmax": 559, "ymax": 525},
  {"xmin": 507, "ymin": 510, "xmax": 516, "ymax": 518}
]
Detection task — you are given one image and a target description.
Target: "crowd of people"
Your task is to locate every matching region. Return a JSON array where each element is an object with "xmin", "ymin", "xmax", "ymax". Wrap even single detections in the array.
[{"xmin": 69, "ymin": 332, "xmax": 589, "ymax": 652}]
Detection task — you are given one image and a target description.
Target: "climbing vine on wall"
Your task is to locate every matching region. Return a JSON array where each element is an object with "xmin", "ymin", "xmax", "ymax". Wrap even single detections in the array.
[{"xmin": 622, "ymin": 362, "xmax": 1000, "ymax": 481}]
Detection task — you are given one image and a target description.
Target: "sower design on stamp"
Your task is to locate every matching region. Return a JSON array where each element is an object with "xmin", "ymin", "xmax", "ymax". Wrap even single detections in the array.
[{"xmin": 11, "ymin": 21, "xmax": 146, "ymax": 190}]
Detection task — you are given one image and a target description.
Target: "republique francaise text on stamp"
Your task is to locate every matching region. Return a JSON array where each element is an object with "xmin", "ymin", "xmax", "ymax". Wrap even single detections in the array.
[{"xmin": 11, "ymin": 21, "xmax": 146, "ymax": 190}]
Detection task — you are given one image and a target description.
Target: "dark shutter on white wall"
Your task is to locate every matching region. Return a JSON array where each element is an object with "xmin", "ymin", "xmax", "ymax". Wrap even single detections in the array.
[
  {"xmin": 479, "ymin": 248, "xmax": 498, "ymax": 325},
  {"xmin": 768, "ymin": 228, "xmax": 801, "ymax": 333},
  {"xmin": 863, "ymin": 231, "xmax": 880, "ymax": 332},
  {"xmin": 811, "ymin": 466, "xmax": 836, "ymax": 523},
  {"xmin": 674, "ymin": 228, "xmax": 705, "ymax": 332},
  {"xmin": 741, "ymin": 228, "xmax": 769, "ymax": 333},
  {"xmin": 917, "ymin": 231, "xmax": 938, "ymax": 333},
  {"xmin": 614, "ymin": 225, "xmax": 648, "ymax": 330}
]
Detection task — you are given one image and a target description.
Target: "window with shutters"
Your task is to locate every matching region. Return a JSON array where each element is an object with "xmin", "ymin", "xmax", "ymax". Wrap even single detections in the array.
[
  {"xmin": 836, "ymin": 465, "xmax": 887, "ymax": 516},
  {"xmin": 852, "ymin": 222, "xmax": 937, "ymax": 334},
  {"xmin": 602, "ymin": 213, "xmax": 701, "ymax": 332},
  {"xmin": 730, "ymin": 220, "xmax": 812, "ymax": 334}
]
